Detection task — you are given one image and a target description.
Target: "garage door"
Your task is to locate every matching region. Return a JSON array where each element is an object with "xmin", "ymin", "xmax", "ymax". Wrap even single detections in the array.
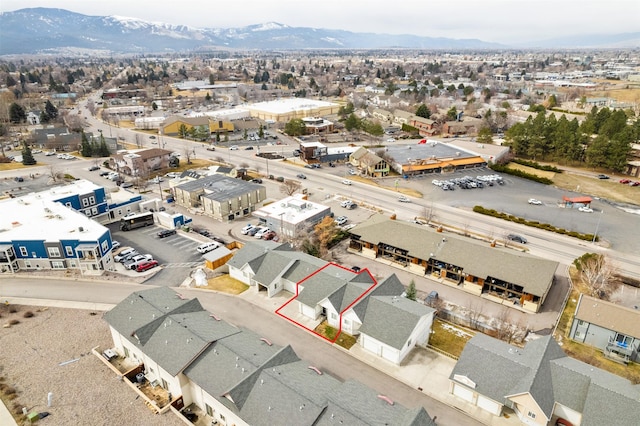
[
  {"xmin": 477, "ymin": 395, "xmax": 502, "ymax": 415},
  {"xmin": 362, "ymin": 335, "xmax": 382, "ymax": 356},
  {"xmin": 452, "ymin": 383, "xmax": 474, "ymax": 403}
]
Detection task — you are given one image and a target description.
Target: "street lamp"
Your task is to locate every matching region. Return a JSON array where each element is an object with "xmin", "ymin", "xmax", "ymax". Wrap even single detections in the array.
[{"xmin": 592, "ymin": 210, "xmax": 604, "ymax": 244}]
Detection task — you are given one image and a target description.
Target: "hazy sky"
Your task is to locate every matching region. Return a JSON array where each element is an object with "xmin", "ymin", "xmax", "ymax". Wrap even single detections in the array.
[{"xmin": 1, "ymin": 0, "xmax": 639, "ymax": 44}]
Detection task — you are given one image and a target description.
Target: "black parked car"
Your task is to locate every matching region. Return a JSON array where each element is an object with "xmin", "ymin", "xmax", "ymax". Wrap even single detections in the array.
[
  {"xmin": 157, "ymin": 229, "xmax": 177, "ymax": 238},
  {"xmin": 251, "ymin": 178, "xmax": 263, "ymax": 184}
]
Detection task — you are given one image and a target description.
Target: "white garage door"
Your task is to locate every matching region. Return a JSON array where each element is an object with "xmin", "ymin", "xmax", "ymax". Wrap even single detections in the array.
[
  {"xmin": 362, "ymin": 335, "xmax": 382, "ymax": 356},
  {"xmin": 452, "ymin": 383, "xmax": 474, "ymax": 403},
  {"xmin": 477, "ymin": 395, "xmax": 502, "ymax": 415}
]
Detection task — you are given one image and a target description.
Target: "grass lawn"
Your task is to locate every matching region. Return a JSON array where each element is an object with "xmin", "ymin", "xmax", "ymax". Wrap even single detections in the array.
[
  {"xmin": 201, "ymin": 274, "xmax": 249, "ymax": 295},
  {"xmin": 429, "ymin": 318, "xmax": 475, "ymax": 358},
  {"xmin": 314, "ymin": 321, "xmax": 357, "ymax": 349}
]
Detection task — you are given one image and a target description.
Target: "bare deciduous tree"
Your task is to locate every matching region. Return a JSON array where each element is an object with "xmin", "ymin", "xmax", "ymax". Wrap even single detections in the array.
[
  {"xmin": 280, "ymin": 179, "xmax": 301, "ymax": 196},
  {"xmin": 576, "ymin": 254, "xmax": 619, "ymax": 301},
  {"xmin": 467, "ymin": 301, "xmax": 485, "ymax": 331},
  {"xmin": 135, "ymin": 133, "xmax": 143, "ymax": 148}
]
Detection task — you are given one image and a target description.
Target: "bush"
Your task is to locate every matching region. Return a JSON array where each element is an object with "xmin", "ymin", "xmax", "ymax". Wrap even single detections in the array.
[
  {"xmin": 23, "ymin": 311, "xmax": 34, "ymax": 318},
  {"xmin": 9, "ymin": 319, "xmax": 19, "ymax": 325}
]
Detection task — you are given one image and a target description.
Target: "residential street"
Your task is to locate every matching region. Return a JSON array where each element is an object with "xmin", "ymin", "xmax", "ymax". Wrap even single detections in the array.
[{"xmin": 1, "ymin": 277, "xmax": 486, "ymax": 426}]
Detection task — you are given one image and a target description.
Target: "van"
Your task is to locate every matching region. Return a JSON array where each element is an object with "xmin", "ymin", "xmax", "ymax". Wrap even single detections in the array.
[{"xmin": 197, "ymin": 242, "xmax": 219, "ymax": 254}]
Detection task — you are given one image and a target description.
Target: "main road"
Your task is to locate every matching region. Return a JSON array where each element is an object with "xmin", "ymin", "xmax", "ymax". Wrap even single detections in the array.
[{"xmin": 1, "ymin": 277, "xmax": 482, "ymax": 426}]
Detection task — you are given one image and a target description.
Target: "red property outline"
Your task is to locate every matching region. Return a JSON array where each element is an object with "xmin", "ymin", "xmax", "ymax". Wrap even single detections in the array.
[{"xmin": 275, "ymin": 262, "xmax": 378, "ymax": 343}]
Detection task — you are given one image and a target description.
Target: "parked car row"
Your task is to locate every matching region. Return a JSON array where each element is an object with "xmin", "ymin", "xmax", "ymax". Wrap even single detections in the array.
[
  {"xmin": 240, "ymin": 224, "xmax": 279, "ymax": 240},
  {"xmin": 619, "ymin": 179, "xmax": 640, "ymax": 186},
  {"xmin": 113, "ymin": 246, "xmax": 158, "ymax": 272},
  {"xmin": 432, "ymin": 174, "xmax": 504, "ymax": 191},
  {"xmin": 56, "ymin": 153, "xmax": 76, "ymax": 160}
]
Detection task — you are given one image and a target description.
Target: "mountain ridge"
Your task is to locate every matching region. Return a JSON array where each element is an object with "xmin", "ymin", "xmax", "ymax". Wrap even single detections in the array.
[{"xmin": 1, "ymin": 7, "xmax": 638, "ymax": 55}]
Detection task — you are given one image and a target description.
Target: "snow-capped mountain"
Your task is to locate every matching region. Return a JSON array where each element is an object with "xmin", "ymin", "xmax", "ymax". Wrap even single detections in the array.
[
  {"xmin": 1, "ymin": 8, "xmax": 637, "ymax": 56},
  {"xmin": 0, "ymin": 8, "xmax": 502, "ymax": 55}
]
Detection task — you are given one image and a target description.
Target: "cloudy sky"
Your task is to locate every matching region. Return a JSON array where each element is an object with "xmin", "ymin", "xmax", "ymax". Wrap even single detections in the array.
[{"xmin": 1, "ymin": 0, "xmax": 638, "ymax": 44}]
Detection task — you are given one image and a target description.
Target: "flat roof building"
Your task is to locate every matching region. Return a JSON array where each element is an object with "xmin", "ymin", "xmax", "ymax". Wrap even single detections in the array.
[
  {"xmin": 245, "ymin": 98, "xmax": 340, "ymax": 123},
  {"xmin": 253, "ymin": 194, "xmax": 331, "ymax": 238}
]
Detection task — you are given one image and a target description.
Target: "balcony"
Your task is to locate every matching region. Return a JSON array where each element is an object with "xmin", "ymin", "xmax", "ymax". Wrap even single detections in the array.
[{"xmin": 604, "ymin": 338, "xmax": 635, "ymax": 364}]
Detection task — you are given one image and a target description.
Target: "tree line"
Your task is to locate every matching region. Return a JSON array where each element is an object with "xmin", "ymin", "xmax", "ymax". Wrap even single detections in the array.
[{"xmin": 504, "ymin": 106, "xmax": 639, "ymax": 172}]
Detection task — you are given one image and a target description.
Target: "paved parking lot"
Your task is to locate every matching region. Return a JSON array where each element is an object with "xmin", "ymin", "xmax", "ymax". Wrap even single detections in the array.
[{"xmin": 108, "ymin": 223, "xmax": 208, "ymax": 286}]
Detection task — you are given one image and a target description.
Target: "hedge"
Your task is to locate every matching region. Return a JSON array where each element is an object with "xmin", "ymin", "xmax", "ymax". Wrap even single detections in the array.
[
  {"xmin": 472, "ymin": 205, "xmax": 597, "ymax": 242},
  {"xmin": 489, "ymin": 163, "xmax": 553, "ymax": 185},
  {"xmin": 511, "ymin": 159, "xmax": 562, "ymax": 173}
]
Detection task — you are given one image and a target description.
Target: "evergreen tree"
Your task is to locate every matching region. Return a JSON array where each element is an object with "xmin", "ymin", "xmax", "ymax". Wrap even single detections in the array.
[
  {"xmin": 21, "ymin": 143, "xmax": 36, "ymax": 165},
  {"xmin": 9, "ymin": 103, "xmax": 26, "ymax": 123},
  {"xmin": 405, "ymin": 280, "xmax": 417, "ymax": 301},
  {"xmin": 97, "ymin": 135, "xmax": 110, "ymax": 157},
  {"xmin": 415, "ymin": 104, "xmax": 430, "ymax": 119},
  {"xmin": 80, "ymin": 131, "xmax": 93, "ymax": 157}
]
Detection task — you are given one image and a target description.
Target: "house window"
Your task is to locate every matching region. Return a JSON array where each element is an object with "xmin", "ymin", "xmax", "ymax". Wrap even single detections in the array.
[
  {"xmin": 24, "ymin": 260, "xmax": 32, "ymax": 268},
  {"xmin": 65, "ymin": 246, "xmax": 74, "ymax": 257},
  {"xmin": 92, "ymin": 207, "xmax": 98, "ymax": 215},
  {"xmin": 161, "ymin": 378, "xmax": 168, "ymax": 389},
  {"xmin": 527, "ymin": 411, "xmax": 536, "ymax": 419},
  {"xmin": 89, "ymin": 196, "xmax": 95, "ymax": 205},
  {"xmin": 578, "ymin": 320, "xmax": 585, "ymax": 326},
  {"xmin": 205, "ymin": 404, "xmax": 213, "ymax": 416},
  {"xmin": 575, "ymin": 331, "xmax": 582, "ymax": 338},
  {"xmin": 82, "ymin": 198, "xmax": 89, "ymax": 207},
  {"xmin": 20, "ymin": 247, "xmax": 27, "ymax": 256},
  {"xmin": 65, "ymin": 202, "xmax": 72, "ymax": 208},
  {"xmin": 47, "ymin": 247, "xmax": 61, "ymax": 257},
  {"xmin": 220, "ymin": 414, "xmax": 225, "ymax": 422},
  {"xmin": 51, "ymin": 261, "xmax": 65, "ymax": 269},
  {"xmin": 331, "ymin": 313, "xmax": 338, "ymax": 320},
  {"xmin": 102, "ymin": 241, "xmax": 109, "ymax": 252}
]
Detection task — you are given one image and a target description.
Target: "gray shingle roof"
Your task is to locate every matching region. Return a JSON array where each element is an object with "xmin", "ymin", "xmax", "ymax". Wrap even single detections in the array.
[
  {"xmin": 451, "ymin": 334, "xmax": 565, "ymax": 416},
  {"xmin": 226, "ymin": 241, "xmax": 289, "ymax": 270},
  {"xmin": 184, "ymin": 328, "xmax": 283, "ymax": 399},
  {"xmin": 296, "ymin": 264, "xmax": 362, "ymax": 308},
  {"xmin": 314, "ymin": 380, "xmax": 436, "ymax": 426},
  {"xmin": 352, "ymin": 215, "xmax": 558, "ymax": 297},
  {"xmin": 358, "ymin": 296, "xmax": 435, "ymax": 350},
  {"xmin": 451, "ymin": 333, "xmax": 640, "ymax": 423},
  {"xmin": 106, "ymin": 287, "xmax": 436, "ymax": 425}
]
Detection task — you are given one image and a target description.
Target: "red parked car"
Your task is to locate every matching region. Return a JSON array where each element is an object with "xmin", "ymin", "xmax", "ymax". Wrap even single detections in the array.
[
  {"xmin": 262, "ymin": 231, "xmax": 277, "ymax": 241},
  {"xmin": 619, "ymin": 179, "xmax": 631, "ymax": 184},
  {"xmin": 136, "ymin": 260, "xmax": 159, "ymax": 272}
]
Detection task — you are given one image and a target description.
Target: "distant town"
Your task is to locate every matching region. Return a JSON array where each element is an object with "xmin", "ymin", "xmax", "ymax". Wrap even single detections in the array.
[{"xmin": 1, "ymin": 48, "xmax": 640, "ymax": 426}]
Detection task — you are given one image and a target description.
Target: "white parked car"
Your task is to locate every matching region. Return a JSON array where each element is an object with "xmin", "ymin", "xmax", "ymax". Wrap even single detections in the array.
[
  {"xmin": 340, "ymin": 200, "xmax": 353, "ymax": 208},
  {"xmin": 528, "ymin": 198, "xmax": 543, "ymax": 205},
  {"xmin": 335, "ymin": 216, "xmax": 348, "ymax": 226},
  {"xmin": 229, "ymin": 145, "xmax": 239, "ymax": 150},
  {"xmin": 578, "ymin": 206, "xmax": 594, "ymax": 213},
  {"xmin": 348, "ymin": 169, "xmax": 357, "ymax": 175},
  {"xmin": 241, "ymin": 224, "xmax": 255, "ymax": 235},
  {"xmin": 254, "ymin": 227, "xmax": 271, "ymax": 239},
  {"xmin": 342, "ymin": 179, "xmax": 352, "ymax": 185},
  {"xmin": 197, "ymin": 242, "xmax": 220, "ymax": 254},
  {"xmin": 165, "ymin": 172, "xmax": 181, "ymax": 178},
  {"xmin": 386, "ymin": 138, "xmax": 396, "ymax": 143}
]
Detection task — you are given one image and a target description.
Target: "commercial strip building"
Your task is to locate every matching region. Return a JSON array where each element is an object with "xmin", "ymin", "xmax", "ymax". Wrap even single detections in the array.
[
  {"xmin": 348, "ymin": 215, "xmax": 559, "ymax": 313},
  {"xmin": 244, "ymin": 98, "xmax": 340, "ymax": 123},
  {"xmin": 103, "ymin": 286, "xmax": 436, "ymax": 426}
]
